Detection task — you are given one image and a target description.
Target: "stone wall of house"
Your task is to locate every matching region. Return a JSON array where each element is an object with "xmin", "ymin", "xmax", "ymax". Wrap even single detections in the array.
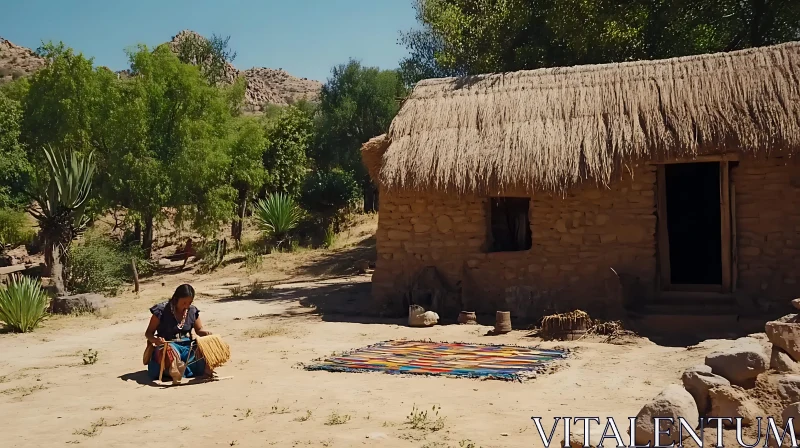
[
  {"xmin": 732, "ymin": 158, "xmax": 800, "ymax": 311},
  {"xmin": 372, "ymin": 163, "xmax": 658, "ymax": 320},
  {"xmin": 371, "ymin": 157, "xmax": 800, "ymax": 319}
]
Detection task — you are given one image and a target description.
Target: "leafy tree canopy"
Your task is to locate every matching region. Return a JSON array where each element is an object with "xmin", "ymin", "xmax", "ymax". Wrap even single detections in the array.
[
  {"xmin": 262, "ymin": 105, "xmax": 313, "ymax": 197},
  {"xmin": 314, "ymin": 60, "xmax": 406, "ymax": 185},
  {"xmin": 100, "ymin": 44, "xmax": 240, "ymax": 239},
  {"xmin": 0, "ymin": 92, "xmax": 31, "ymax": 208},
  {"xmin": 401, "ymin": 0, "xmax": 800, "ymax": 83}
]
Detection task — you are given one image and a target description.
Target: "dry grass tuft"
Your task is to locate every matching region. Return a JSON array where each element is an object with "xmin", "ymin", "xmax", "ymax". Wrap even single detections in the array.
[
  {"xmin": 244, "ymin": 325, "xmax": 289, "ymax": 339},
  {"xmin": 324, "ymin": 411, "xmax": 351, "ymax": 425}
]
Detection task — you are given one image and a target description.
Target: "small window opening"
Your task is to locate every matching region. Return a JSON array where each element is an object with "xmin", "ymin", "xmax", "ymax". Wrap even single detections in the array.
[{"xmin": 489, "ymin": 197, "xmax": 532, "ymax": 252}]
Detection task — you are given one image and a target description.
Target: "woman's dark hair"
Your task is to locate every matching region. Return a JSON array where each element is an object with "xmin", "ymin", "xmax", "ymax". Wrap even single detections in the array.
[{"xmin": 170, "ymin": 284, "xmax": 195, "ymax": 305}]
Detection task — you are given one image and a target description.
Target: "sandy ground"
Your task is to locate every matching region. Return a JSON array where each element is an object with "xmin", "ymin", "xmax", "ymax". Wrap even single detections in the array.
[{"xmin": 0, "ymin": 217, "xmax": 759, "ymax": 448}]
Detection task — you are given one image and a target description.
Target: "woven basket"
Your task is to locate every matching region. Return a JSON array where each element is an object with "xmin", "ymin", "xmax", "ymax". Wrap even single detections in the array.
[{"xmin": 494, "ymin": 311, "xmax": 512, "ymax": 334}]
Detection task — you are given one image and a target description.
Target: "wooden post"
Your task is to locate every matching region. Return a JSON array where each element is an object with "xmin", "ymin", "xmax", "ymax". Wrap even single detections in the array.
[
  {"xmin": 720, "ymin": 162, "xmax": 732, "ymax": 293},
  {"xmin": 656, "ymin": 165, "xmax": 671, "ymax": 289},
  {"xmin": 131, "ymin": 257, "xmax": 140, "ymax": 293}
]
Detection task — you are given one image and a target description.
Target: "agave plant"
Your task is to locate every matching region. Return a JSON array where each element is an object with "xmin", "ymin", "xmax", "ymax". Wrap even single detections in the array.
[
  {"xmin": 28, "ymin": 146, "xmax": 95, "ymax": 295},
  {"xmin": 0, "ymin": 275, "xmax": 49, "ymax": 333},
  {"xmin": 253, "ymin": 193, "xmax": 304, "ymax": 249}
]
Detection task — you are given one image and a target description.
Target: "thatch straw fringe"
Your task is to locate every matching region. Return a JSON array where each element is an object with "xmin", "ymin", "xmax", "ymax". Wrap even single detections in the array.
[
  {"xmin": 375, "ymin": 41, "xmax": 800, "ymax": 194},
  {"xmin": 361, "ymin": 134, "xmax": 390, "ymax": 182}
]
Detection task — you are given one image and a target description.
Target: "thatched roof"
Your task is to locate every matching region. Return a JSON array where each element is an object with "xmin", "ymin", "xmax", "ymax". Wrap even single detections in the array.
[{"xmin": 368, "ymin": 42, "xmax": 800, "ymax": 193}]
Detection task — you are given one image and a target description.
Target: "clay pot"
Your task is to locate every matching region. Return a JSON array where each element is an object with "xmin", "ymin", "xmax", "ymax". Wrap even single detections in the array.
[
  {"xmin": 457, "ymin": 311, "xmax": 477, "ymax": 325},
  {"xmin": 494, "ymin": 311, "xmax": 512, "ymax": 334}
]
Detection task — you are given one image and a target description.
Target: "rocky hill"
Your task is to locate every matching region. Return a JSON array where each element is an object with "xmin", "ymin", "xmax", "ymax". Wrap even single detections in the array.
[
  {"xmin": 0, "ymin": 38, "xmax": 46, "ymax": 82},
  {"xmin": 168, "ymin": 30, "xmax": 322, "ymax": 110},
  {"xmin": 0, "ymin": 31, "xmax": 322, "ymax": 111}
]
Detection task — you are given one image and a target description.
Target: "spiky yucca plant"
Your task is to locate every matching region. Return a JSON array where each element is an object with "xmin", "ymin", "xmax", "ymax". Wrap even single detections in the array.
[
  {"xmin": 0, "ymin": 275, "xmax": 49, "ymax": 333},
  {"xmin": 253, "ymin": 193, "xmax": 304, "ymax": 249},
  {"xmin": 28, "ymin": 146, "xmax": 95, "ymax": 295}
]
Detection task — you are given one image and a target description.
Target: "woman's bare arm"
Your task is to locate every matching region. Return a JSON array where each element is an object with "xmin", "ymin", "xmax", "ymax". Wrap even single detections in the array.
[
  {"xmin": 194, "ymin": 317, "xmax": 212, "ymax": 337},
  {"xmin": 145, "ymin": 315, "xmax": 165, "ymax": 345}
]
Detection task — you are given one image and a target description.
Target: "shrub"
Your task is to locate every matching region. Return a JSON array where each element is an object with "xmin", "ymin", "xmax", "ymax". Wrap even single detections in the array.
[
  {"xmin": 322, "ymin": 224, "xmax": 336, "ymax": 249},
  {"xmin": 0, "ymin": 208, "xmax": 34, "ymax": 250},
  {"xmin": 253, "ymin": 193, "xmax": 304, "ymax": 249},
  {"xmin": 300, "ymin": 169, "xmax": 361, "ymax": 225},
  {"xmin": 243, "ymin": 249, "xmax": 263, "ymax": 274},
  {"xmin": 68, "ymin": 232, "xmax": 151, "ymax": 295},
  {"xmin": 68, "ymin": 234, "xmax": 127, "ymax": 295},
  {"xmin": 0, "ymin": 275, "xmax": 49, "ymax": 333}
]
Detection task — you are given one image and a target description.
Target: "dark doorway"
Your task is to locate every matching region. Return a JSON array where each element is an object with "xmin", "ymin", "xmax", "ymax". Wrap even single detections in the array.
[{"xmin": 664, "ymin": 162, "xmax": 722, "ymax": 285}]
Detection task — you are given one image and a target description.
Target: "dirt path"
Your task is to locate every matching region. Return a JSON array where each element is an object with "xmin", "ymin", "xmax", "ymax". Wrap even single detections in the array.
[{"xmin": 1, "ymin": 266, "xmax": 749, "ymax": 448}]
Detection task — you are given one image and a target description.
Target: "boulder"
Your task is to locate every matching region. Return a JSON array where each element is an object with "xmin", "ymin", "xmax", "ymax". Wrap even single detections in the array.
[
  {"xmin": 792, "ymin": 299, "xmax": 800, "ymax": 311},
  {"xmin": 681, "ymin": 365, "xmax": 731, "ymax": 414},
  {"xmin": 766, "ymin": 315, "xmax": 800, "ymax": 362},
  {"xmin": 708, "ymin": 385, "xmax": 764, "ymax": 427},
  {"xmin": 562, "ymin": 426, "xmax": 604, "ymax": 448},
  {"xmin": 408, "ymin": 305, "xmax": 438, "ymax": 327},
  {"xmin": 782, "ymin": 403, "xmax": 800, "ymax": 435},
  {"xmin": 0, "ymin": 254, "xmax": 16, "ymax": 267},
  {"xmin": 775, "ymin": 375, "xmax": 800, "ymax": 403},
  {"xmin": 705, "ymin": 345, "xmax": 768, "ymax": 387},
  {"xmin": 49, "ymin": 293, "xmax": 108, "ymax": 315},
  {"xmin": 772, "ymin": 346, "xmax": 800, "ymax": 373},
  {"xmin": 631, "ymin": 384, "xmax": 699, "ymax": 446}
]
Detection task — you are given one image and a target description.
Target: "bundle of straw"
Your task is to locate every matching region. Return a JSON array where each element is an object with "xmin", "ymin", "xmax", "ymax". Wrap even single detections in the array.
[
  {"xmin": 196, "ymin": 334, "xmax": 231, "ymax": 369},
  {"xmin": 540, "ymin": 310, "xmax": 591, "ymax": 340}
]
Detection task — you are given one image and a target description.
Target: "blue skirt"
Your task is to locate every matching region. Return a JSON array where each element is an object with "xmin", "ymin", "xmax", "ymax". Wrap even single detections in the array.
[{"xmin": 147, "ymin": 338, "xmax": 207, "ymax": 380}]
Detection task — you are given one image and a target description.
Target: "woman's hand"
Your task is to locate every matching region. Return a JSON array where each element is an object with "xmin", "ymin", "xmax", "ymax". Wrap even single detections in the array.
[
  {"xmin": 194, "ymin": 316, "xmax": 211, "ymax": 337},
  {"xmin": 149, "ymin": 336, "xmax": 166, "ymax": 346}
]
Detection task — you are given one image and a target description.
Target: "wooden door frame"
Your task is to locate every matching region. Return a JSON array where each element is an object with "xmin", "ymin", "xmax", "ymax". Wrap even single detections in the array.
[{"xmin": 654, "ymin": 155, "xmax": 738, "ymax": 294}]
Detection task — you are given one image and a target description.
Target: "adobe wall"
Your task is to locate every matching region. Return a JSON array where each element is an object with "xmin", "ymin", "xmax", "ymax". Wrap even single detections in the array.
[
  {"xmin": 372, "ymin": 163, "xmax": 658, "ymax": 320},
  {"xmin": 371, "ymin": 157, "xmax": 800, "ymax": 319},
  {"xmin": 732, "ymin": 158, "xmax": 800, "ymax": 312}
]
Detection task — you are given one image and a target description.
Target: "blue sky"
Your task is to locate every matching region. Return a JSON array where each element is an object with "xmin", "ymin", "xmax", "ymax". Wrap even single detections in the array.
[{"xmin": 1, "ymin": 0, "xmax": 419, "ymax": 82}]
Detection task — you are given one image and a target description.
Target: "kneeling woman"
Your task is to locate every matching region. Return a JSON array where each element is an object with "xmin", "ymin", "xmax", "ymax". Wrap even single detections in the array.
[{"xmin": 145, "ymin": 284, "xmax": 214, "ymax": 381}]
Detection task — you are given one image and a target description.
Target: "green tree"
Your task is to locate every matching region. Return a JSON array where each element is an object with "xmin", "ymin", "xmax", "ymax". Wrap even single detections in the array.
[
  {"xmin": 0, "ymin": 92, "xmax": 31, "ymax": 209},
  {"xmin": 229, "ymin": 117, "xmax": 267, "ymax": 242},
  {"xmin": 21, "ymin": 43, "xmax": 102, "ymax": 157},
  {"xmin": 262, "ymin": 105, "xmax": 312, "ymax": 197},
  {"xmin": 315, "ymin": 60, "xmax": 407, "ymax": 211},
  {"xmin": 100, "ymin": 44, "xmax": 238, "ymax": 254},
  {"xmin": 401, "ymin": 0, "xmax": 800, "ymax": 82}
]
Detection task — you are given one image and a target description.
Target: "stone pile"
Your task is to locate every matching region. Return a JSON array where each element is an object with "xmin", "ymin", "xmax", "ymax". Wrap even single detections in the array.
[{"xmin": 624, "ymin": 300, "xmax": 800, "ymax": 447}]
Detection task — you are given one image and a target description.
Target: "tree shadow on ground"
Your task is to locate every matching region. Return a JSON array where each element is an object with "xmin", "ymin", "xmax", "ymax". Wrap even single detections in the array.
[
  {"xmin": 291, "ymin": 236, "xmax": 376, "ymax": 279},
  {"xmin": 216, "ymin": 276, "xmax": 404, "ymax": 325}
]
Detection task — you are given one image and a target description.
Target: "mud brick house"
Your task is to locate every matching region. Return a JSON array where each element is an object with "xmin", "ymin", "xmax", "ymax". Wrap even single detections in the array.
[{"xmin": 361, "ymin": 42, "xmax": 800, "ymax": 321}]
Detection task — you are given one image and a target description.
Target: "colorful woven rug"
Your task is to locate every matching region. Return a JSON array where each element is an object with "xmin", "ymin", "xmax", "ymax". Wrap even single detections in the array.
[{"xmin": 305, "ymin": 340, "xmax": 566, "ymax": 381}]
